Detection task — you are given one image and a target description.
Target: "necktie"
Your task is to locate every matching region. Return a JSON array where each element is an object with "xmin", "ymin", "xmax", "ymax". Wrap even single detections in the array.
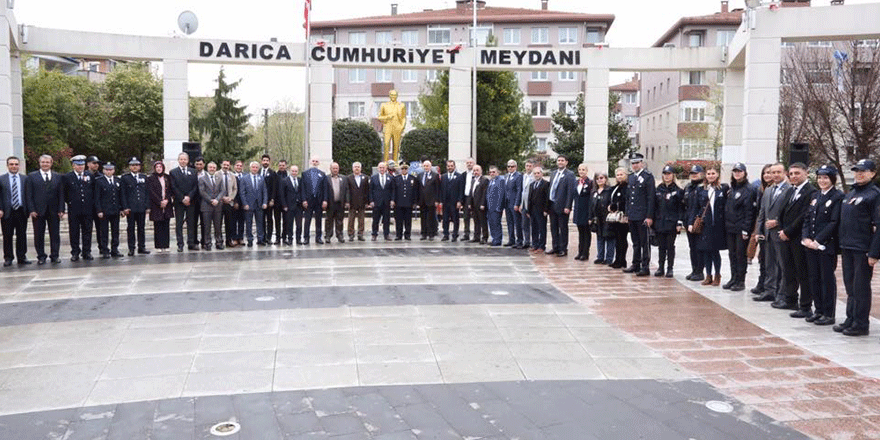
[
  {"xmin": 422, "ymin": 173, "xmax": 427, "ymax": 186},
  {"xmin": 293, "ymin": 177, "xmax": 298, "ymax": 190},
  {"xmin": 78, "ymin": 173, "xmax": 83, "ymax": 181},
  {"xmin": 210, "ymin": 175, "xmax": 215, "ymax": 189},
  {"xmin": 224, "ymin": 172, "xmax": 228, "ymax": 191},
  {"xmin": 381, "ymin": 175, "xmax": 385, "ymax": 188},
  {"xmin": 533, "ymin": 181, "xmax": 538, "ymax": 190},
  {"xmin": 252, "ymin": 175, "xmax": 257, "ymax": 191},
  {"xmin": 44, "ymin": 172, "xmax": 49, "ymax": 183},
  {"xmin": 771, "ymin": 185, "xmax": 780, "ymax": 201},
  {"xmin": 550, "ymin": 172, "xmax": 561, "ymax": 202},
  {"xmin": 11, "ymin": 175, "xmax": 20, "ymax": 210},
  {"xmin": 310, "ymin": 171, "xmax": 319, "ymax": 196}
]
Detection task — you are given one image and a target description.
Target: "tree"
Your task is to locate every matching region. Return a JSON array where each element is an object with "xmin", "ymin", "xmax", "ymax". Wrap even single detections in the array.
[
  {"xmin": 549, "ymin": 93, "xmax": 633, "ymax": 174},
  {"xmin": 101, "ymin": 63, "xmax": 163, "ymax": 167},
  {"xmin": 197, "ymin": 68, "xmax": 256, "ymax": 164},
  {"xmin": 400, "ymin": 128, "xmax": 448, "ymax": 164},
  {"xmin": 246, "ymin": 99, "xmax": 305, "ymax": 168},
  {"xmin": 332, "ymin": 118, "xmax": 382, "ymax": 171}
]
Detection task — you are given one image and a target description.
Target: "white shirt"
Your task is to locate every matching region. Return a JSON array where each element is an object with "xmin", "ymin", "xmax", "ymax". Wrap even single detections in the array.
[{"xmin": 464, "ymin": 170, "xmax": 475, "ymax": 196}]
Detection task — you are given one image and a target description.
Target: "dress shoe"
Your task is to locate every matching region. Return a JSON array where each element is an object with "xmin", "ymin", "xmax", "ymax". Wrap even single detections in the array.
[
  {"xmin": 771, "ymin": 300, "xmax": 797, "ymax": 310},
  {"xmin": 371, "ymin": 236, "xmax": 377, "ymax": 241},
  {"xmin": 843, "ymin": 327, "xmax": 870, "ymax": 337},
  {"xmin": 653, "ymin": 268, "xmax": 664, "ymax": 277},
  {"xmin": 711, "ymin": 274, "xmax": 721, "ymax": 286},
  {"xmin": 462, "ymin": 234, "xmax": 470, "ymax": 241},
  {"xmin": 82, "ymin": 254, "xmax": 94, "ymax": 261},
  {"xmin": 545, "ymin": 250, "xmax": 558, "ymax": 255},
  {"xmin": 188, "ymin": 245, "xmax": 199, "ymax": 251},
  {"xmin": 18, "ymin": 259, "xmax": 31, "ymax": 265},
  {"xmin": 405, "ymin": 237, "xmax": 411, "ymax": 241},
  {"xmin": 690, "ymin": 273, "xmax": 705, "ymax": 282},
  {"xmin": 316, "ymin": 238, "xmax": 324, "ymax": 244},
  {"xmin": 753, "ymin": 293, "xmax": 774, "ymax": 302},
  {"xmin": 750, "ymin": 286, "xmax": 765, "ymax": 294},
  {"xmin": 452, "ymin": 237, "xmax": 458, "ymax": 242},
  {"xmin": 730, "ymin": 283, "xmax": 745, "ymax": 292},
  {"xmin": 50, "ymin": 257, "xmax": 60, "ymax": 264},
  {"xmin": 303, "ymin": 240, "xmax": 310, "ymax": 245},
  {"xmin": 513, "ymin": 244, "xmax": 523, "ymax": 249},
  {"xmin": 622, "ymin": 265, "xmax": 639, "ymax": 273},
  {"xmin": 111, "ymin": 252, "xmax": 123, "ymax": 258},
  {"xmin": 216, "ymin": 244, "xmax": 225, "ymax": 250},
  {"xmin": 789, "ymin": 309, "xmax": 811, "ymax": 318},
  {"xmin": 358, "ymin": 236, "xmax": 365, "ymax": 242},
  {"xmin": 3, "ymin": 260, "xmax": 12, "ymax": 267},
  {"xmin": 177, "ymin": 245, "xmax": 184, "ymax": 252},
  {"xmin": 593, "ymin": 259, "xmax": 604, "ymax": 264},
  {"xmin": 609, "ymin": 262, "xmax": 623, "ymax": 269},
  {"xmin": 636, "ymin": 269, "xmax": 650, "ymax": 277},
  {"xmin": 441, "ymin": 236, "xmax": 450, "ymax": 242},
  {"xmin": 395, "ymin": 237, "xmax": 402, "ymax": 241},
  {"xmin": 201, "ymin": 245, "xmax": 209, "ymax": 250},
  {"xmin": 37, "ymin": 257, "xmax": 47, "ymax": 265},
  {"xmin": 833, "ymin": 322, "xmax": 851, "ymax": 333},
  {"xmin": 70, "ymin": 255, "xmax": 80, "ymax": 262},
  {"xmin": 101, "ymin": 254, "xmax": 111, "ymax": 259},
  {"xmin": 490, "ymin": 242, "xmax": 501, "ymax": 247},
  {"xmin": 665, "ymin": 270, "xmax": 674, "ymax": 278},
  {"xmin": 503, "ymin": 242, "xmax": 514, "ymax": 247},
  {"xmin": 814, "ymin": 316, "xmax": 836, "ymax": 326},
  {"xmin": 722, "ymin": 279, "xmax": 735, "ymax": 290},
  {"xmin": 556, "ymin": 251, "xmax": 568, "ymax": 257},
  {"xmin": 384, "ymin": 235, "xmax": 392, "ymax": 241},
  {"xmin": 805, "ymin": 313, "xmax": 822, "ymax": 323},
  {"xmin": 685, "ymin": 272, "xmax": 697, "ymax": 281},
  {"xmin": 337, "ymin": 237, "xmax": 345, "ymax": 243},
  {"xmin": 420, "ymin": 236, "xmax": 427, "ymax": 241},
  {"xmin": 247, "ymin": 241, "xmax": 253, "ymax": 247},
  {"xmin": 128, "ymin": 250, "xmax": 135, "ymax": 257}
]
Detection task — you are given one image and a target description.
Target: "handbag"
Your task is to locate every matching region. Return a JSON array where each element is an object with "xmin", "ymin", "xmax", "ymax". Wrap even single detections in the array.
[
  {"xmin": 692, "ymin": 202, "xmax": 710, "ymax": 235},
  {"xmin": 606, "ymin": 211, "xmax": 623, "ymax": 223},
  {"xmin": 747, "ymin": 234, "xmax": 758, "ymax": 260}
]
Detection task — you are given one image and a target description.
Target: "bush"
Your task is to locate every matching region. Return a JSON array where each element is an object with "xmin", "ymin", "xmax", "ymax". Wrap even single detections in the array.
[
  {"xmin": 332, "ymin": 119, "xmax": 382, "ymax": 172},
  {"xmin": 400, "ymin": 128, "xmax": 448, "ymax": 165}
]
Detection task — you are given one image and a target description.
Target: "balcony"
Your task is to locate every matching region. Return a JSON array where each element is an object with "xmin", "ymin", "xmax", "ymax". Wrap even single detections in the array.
[
  {"xmin": 527, "ymin": 81, "xmax": 552, "ymax": 96},
  {"xmin": 371, "ymin": 82, "xmax": 395, "ymax": 97},
  {"xmin": 533, "ymin": 118, "xmax": 552, "ymax": 133},
  {"xmin": 679, "ymin": 85, "xmax": 709, "ymax": 101}
]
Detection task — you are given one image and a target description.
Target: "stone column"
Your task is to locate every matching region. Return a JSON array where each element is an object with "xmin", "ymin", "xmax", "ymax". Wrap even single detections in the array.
[
  {"xmin": 584, "ymin": 68, "xmax": 610, "ymax": 174},
  {"xmin": 308, "ymin": 63, "xmax": 333, "ymax": 169},
  {"xmin": 162, "ymin": 59, "xmax": 189, "ymax": 163},
  {"xmin": 10, "ymin": 52, "xmax": 23, "ymax": 165},
  {"xmin": 447, "ymin": 67, "xmax": 472, "ymax": 171},
  {"xmin": 0, "ymin": 8, "xmax": 13, "ymax": 163},
  {"xmin": 740, "ymin": 37, "xmax": 781, "ymax": 175},
  {"xmin": 721, "ymin": 68, "xmax": 745, "ymax": 170}
]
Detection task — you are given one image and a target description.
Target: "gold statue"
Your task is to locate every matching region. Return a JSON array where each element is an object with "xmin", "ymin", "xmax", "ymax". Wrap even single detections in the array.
[{"xmin": 378, "ymin": 89, "xmax": 406, "ymax": 163}]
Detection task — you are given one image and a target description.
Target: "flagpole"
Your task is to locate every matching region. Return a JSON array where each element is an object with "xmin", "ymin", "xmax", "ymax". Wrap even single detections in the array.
[
  {"xmin": 302, "ymin": 0, "xmax": 311, "ymax": 169},
  {"xmin": 470, "ymin": 0, "xmax": 477, "ymax": 160}
]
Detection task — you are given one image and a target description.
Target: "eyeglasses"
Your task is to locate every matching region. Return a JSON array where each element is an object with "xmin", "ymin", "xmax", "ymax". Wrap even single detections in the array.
[{"xmin": 507, "ymin": 165, "xmax": 516, "ymax": 168}]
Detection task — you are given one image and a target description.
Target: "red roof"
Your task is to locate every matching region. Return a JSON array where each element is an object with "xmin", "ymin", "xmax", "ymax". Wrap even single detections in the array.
[
  {"xmin": 611, "ymin": 76, "xmax": 640, "ymax": 92},
  {"xmin": 652, "ymin": 10, "xmax": 743, "ymax": 47},
  {"xmin": 312, "ymin": 6, "xmax": 614, "ymax": 30}
]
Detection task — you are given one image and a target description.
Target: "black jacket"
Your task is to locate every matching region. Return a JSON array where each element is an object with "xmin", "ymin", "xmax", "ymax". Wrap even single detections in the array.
[
  {"xmin": 573, "ymin": 178, "xmax": 593, "ymax": 226},
  {"xmin": 279, "ymin": 175, "xmax": 303, "ymax": 211},
  {"xmin": 592, "ymin": 186, "xmax": 614, "ymax": 238},
  {"xmin": 802, "ymin": 187, "xmax": 843, "ymax": 254},
  {"xmin": 839, "ymin": 182, "xmax": 880, "ymax": 257},
  {"xmin": 653, "ymin": 182, "xmax": 684, "ymax": 233},
  {"xmin": 608, "ymin": 182, "xmax": 627, "ymax": 215},
  {"xmin": 528, "ymin": 179, "xmax": 550, "ymax": 216},
  {"xmin": 779, "ymin": 182, "xmax": 817, "ymax": 240},
  {"xmin": 169, "ymin": 166, "xmax": 198, "ymax": 205},
  {"xmin": 26, "ymin": 170, "xmax": 64, "ymax": 216},
  {"xmin": 95, "ymin": 175, "xmax": 123, "ymax": 216},
  {"xmin": 121, "ymin": 173, "xmax": 149, "ymax": 213},
  {"xmin": 683, "ymin": 179, "xmax": 703, "ymax": 227},
  {"xmin": 725, "ymin": 180, "xmax": 758, "ymax": 235},
  {"xmin": 63, "ymin": 171, "xmax": 96, "ymax": 217},
  {"xmin": 625, "ymin": 170, "xmax": 655, "ymax": 221}
]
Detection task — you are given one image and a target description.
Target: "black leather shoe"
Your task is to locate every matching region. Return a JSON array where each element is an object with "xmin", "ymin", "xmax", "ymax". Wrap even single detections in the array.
[
  {"xmin": 843, "ymin": 327, "xmax": 870, "ymax": 337},
  {"xmin": 622, "ymin": 266, "xmax": 639, "ymax": 273},
  {"xmin": 653, "ymin": 269, "xmax": 664, "ymax": 277},
  {"xmin": 503, "ymin": 242, "xmax": 514, "ymax": 247},
  {"xmin": 690, "ymin": 273, "xmax": 705, "ymax": 281},
  {"xmin": 805, "ymin": 313, "xmax": 822, "ymax": 323},
  {"xmin": 384, "ymin": 235, "xmax": 391, "ymax": 241},
  {"xmin": 665, "ymin": 270, "xmax": 674, "ymax": 278},
  {"xmin": 750, "ymin": 286, "xmax": 765, "ymax": 294},
  {"xmin": 138, "ymin": 249, "xmax": 150, "ymax": 255},
  {"xmin": 101, "ymin": 254, "xmax": 111, "ymax": 259},
  {"xmin": 636, "ymin": 269, "xmax": 650, "ymax": 277},
  {"xmin": 216, "ymin": 244, "xmax": 225, "ymax": 250},
  {"xmin": 395, "ymin": 237, "xmax": 402, "ymax": 241},
  {"xmin": 730, "ymin": 283, "xmax": 745, "ymax": 292},
  {"xmin": 405, "ymin": 237, "xmax": 411, "ymax": 241},
  {"xmin": 50, "ymin": 257, "xmax": 60, "ymax": 264},
  {"xmin": 188, "ymin": 245, "xmax": 199, "ymax": 251},
  {"xmin": 685, "ymin": 272, "xmax": 697, "ymax": 281},
  {"xmin": 609, "ymin": 262, "xmax": 623, "ymax": 269},
  {"xmin": 722, "ymin": 279, "xmax": 735, "ymax": 290},
  {"xmin": 462, "ymin": 234, "xmax": 470, "ymax": 241},
  {"xmin": 3, "ymin": 260, "xmax": 12, "ymax": 267},
  {"xmin": 70, "ymin": 255, "xmax": 80, "ymax": 262},
  {"xmin": 247, "ymin": 241, "xmax": 253, "ymax": 247},
  {"xmin": 789, "ymin": 309, "xmax": 812, "ymax": 318},
  {"xmin": 177, "ymin": 245, "xmax": 184, "ymax": 252},
  {"xmin": 441, "ymin": 236, "xmax": 449, "ymax": 242},
  {"xmin": 451, "ymin": 237, "xmax": 458, "ymax": 242},
  {"xmin": 316, "ymin": 238, "xmax": 324, "ymax": 244},
  {"xmin": 771, "ymin": 301, "xmax": 798, "ymax": 310},
  {"xmin": 753, "ymin": 293, "xmax": 775, "ymax": 302},
  {"xmin": 358, "ymin": 236, "xmax": 365, "ymax": 242},
  {"xmin": 110, "ymin": 252, "xmax": 122, "ymax": 258},
  {"xmin": 593, "ymin": 259, "xmax": 604, "ymax": 264},
  {"xmin": 82, "ymin": 254, "xmax": 94, "ymax": 261},
  {"xmin": 128, "ymin": 250, "xmax": 135, "ymax": 257},
  {"xmin": 38, "ymin": 257, "xmax": 47, "ymax": 265},
  {"xmin": 814, "ymin": 317, "xmax": 836, "ymax": 326},
  {"xmin": 545, "ymin": 250, "xmax": 557, "ymax": 255},
  {"xmin": 420, "ymin": 236, "xmax": 427, "ymax": 241},
  {"xmin": 832, "ymin": 322, "xmax": 851, "ymax": 333},
  {"xmin": 556, "ymin": 251, "xmax": 567, "ymax": 257},
  {"xmin": 18, "ymin": 259, "xmax": 32, "ymax": 265},
  {"xmin": 479, "ymin": 240, "xmax": 486, "ymax": 245}
]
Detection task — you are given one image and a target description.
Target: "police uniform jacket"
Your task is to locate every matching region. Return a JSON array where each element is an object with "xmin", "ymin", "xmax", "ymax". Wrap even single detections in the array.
[
  {"xmin": 392, "ymin": 173, "xmax": 419, "ymax": 208},
  {"xmin": 63, "ymin": 171, "xmax": 96, "ymax": 217},
  {"xmin": 592, "ymin": 186, "xmax": 614, "ymax": 238},
  {"xmin": 121, "ymin": 172, "xmax": 149, "ymax": 213},
  {"xmin": 724, "ymin": 180, "xmax": 758, "ymax": 235},
  {"xmin": 839, "ymin": 182, "xmax": 880, "ymax": 258},
  {"xmin": 486, "ymin": 176, "xmax": 506, "ymax": 213},
  {"xmin": 95, "ymin": 175, "xmax": 123, "ymax": 216},
  {"xmin": 802, "ymin": 187, "xmax": 843, "ymax": 255},
  {"xmin": 503, "ymin": 171, "xmax": 523, "ymax": 209},
  {"xmin": 625, "ymin": 169, "xmax": 656, "ymax": 222},
  {"xmin": 653, "ymin": 182, "xmax": 684, "ymax": 234},
  {"xmin": 694, "ymin": 183, "xmax": 729, "ymax": 251},
  {"xmin": 573, "ymin": 178, "xmax": 593, "ymax": 227},
  {"xmin": 26, "ymin": 170, "xmax": 64, "ymax": 216}
]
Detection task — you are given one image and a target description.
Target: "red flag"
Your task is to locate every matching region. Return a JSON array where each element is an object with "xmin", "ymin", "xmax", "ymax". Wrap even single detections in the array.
[{"xmin": 303, "ymin": 0, "xmax": 311, "ymax": 40}]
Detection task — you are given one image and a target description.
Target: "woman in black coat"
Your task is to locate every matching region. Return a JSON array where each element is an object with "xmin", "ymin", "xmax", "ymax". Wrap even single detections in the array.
[
  {"xmin": 608, "ymin": 167, "xmax": 629, "ymax": 269},
  {"xmin": 652, "ymin": 165, "xmax": 684, "ymax": 277},
  {"xmin": 801, "ymin": 165, "xmax": 843, "ymax": 326},
  {"xmin": 688, "ymin": 165, "xmax": 728, "ymax": 286},
  {"xmin": 724, "ymin": 163, "xmax": 758, "ymax": 291},
  {"xmin": 573, "ymin": 164, "xmax": 593, "ymax": 261},
  {"xmin": 592, "ymin": 172, "xmax": 614, "ymax": 264},
  {"xmin": 147, "ymin": 161, "xmax": 174, "ymax": 252},
  {"xmin": 751, "ymin": 164, "xmax": 774, "ymax": 294}
]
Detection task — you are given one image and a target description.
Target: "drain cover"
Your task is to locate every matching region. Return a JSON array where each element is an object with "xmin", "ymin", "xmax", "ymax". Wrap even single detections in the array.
[
  {"xmin": 705, "ymin": 400, "xmax": 734, "ymax": 413},
  {"xmin": 210, "ymin": 421, "xmax": 241, "ymax": 436},
  {"xmin": 254, "ymin": 296, "xmax": 276, "ymax": 302},
  {"xmin": 490, "ymin": 290, "xmax": 509, "ymax": 296}
]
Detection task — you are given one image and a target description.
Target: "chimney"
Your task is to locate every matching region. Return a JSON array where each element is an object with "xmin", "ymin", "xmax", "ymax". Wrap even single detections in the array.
[
  {"xmin": 391, "ymin": 3, "xmax": 397, "ymax": 15},
  {"xmin": 720, "ymin": 0, "xmax": 729, "ymax": 12},
  {"xmin": 456, "ymin": 0, "xmax": 466, "ymax": 13},
  {"xmin": 541, "ymin": 0, "xmax": 548, "ymax": 10}
]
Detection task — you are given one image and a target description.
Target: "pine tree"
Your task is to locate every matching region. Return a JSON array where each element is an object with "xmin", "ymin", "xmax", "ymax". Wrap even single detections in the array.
[
  {"xmin": 549, "ymin": 93, "xmax": 633, "ymax": 174},
  {"xmin": 199, "ymin": 68, "xmax": 256, "ymax": 163}
]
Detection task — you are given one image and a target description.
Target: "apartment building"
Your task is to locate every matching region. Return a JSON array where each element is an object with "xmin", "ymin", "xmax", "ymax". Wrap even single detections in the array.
[
  {"xmin": 610, "ymin": 74, "xmax": 640, "ymax": 147},
  {"xmin": 311, "ymin": 0, "xmax": 614, "ymax": 154}
]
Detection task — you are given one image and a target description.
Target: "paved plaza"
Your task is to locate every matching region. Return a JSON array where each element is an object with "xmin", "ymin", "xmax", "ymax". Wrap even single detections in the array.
[{"xmin": 1, "ymin": 223, "xmax": 879, "ymax": 439}]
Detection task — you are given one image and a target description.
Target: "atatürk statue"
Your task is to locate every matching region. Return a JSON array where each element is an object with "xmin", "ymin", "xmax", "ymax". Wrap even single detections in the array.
[{"xmin": 378, "ymin": 89, "xmax": 406, "ymax": 163}]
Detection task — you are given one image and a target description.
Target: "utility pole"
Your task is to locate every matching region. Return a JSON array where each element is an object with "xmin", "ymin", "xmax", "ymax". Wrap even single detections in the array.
[{"xmin": 263, "ymin": 108, "xmax": 270, "ymax": 155}]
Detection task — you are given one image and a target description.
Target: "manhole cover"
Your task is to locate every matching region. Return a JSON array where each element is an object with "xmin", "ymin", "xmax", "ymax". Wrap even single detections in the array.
[
  {"xmin": 210, "ymin": 421, "xmax": 241, "ymax": 436},
  {"xmin": 429, "ymin": 249, "xmax": 441, "ymax": 253},
  {"xmin": 254, "ymin": 296, "xmax": 276, "ymax": 302},
  {"xmin": 705, "ymin": 400, "xmax": 734, "ymax": 413},
  {"xmin": 490, "ymin": 290, "xmax": 509, "ymax": 296}
]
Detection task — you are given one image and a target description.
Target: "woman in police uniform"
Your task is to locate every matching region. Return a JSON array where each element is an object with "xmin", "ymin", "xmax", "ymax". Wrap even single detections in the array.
[
  {"xmin": 652, "ymin": 165, "xmax": 683, "ymax": 277},
  {"xmin": 724, "ymin": 163, "xmax": 758, "ymax": 292},
  {"xmin": 801, "ymin": 165, "xmax": 843, "ymax": 326},
  {"xmin": 834, "ymin": 159, "xmax": 880, "ymax": 337},
  {"xmin": 690, "ymin": 165, "xmax": 729, "ymax": 286}
]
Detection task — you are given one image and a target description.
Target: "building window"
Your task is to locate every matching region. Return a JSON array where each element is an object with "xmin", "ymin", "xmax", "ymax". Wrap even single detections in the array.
[
  {"xmin": 531, "ymin": 101, "xmax": 547, "ymax": 116},
  {"xmin": 375, "ymin": 31, "xmax": 393, "ymax": 45},
  {"xmin": 717, "ymin": 70, "xmax": 726, "ymax": 84},
  {"xmin": 503, "ymin": 28, "xmax": 520, "ymax": 45},
  {"xmin": 401, "ymin": 30, "xmax": 419, "ymax": 46},
  {"xmin": 558, "ymin": 27, "xmax": 578, "ymax": 44},
  {"xmin": 469, "ymin": 27, "xmax": 493, "ymax": 46},
  {"xmin": 806, "ymin": 62, "xmax": 832, "ymax": 84},
  {"xmin": 679, "ymin": 138, "xmax": 712, "ymax": 160},
  {"xmin": 688, "ymin": 32, "xmax": 704, "ymax": 48},
  {"xmin": 586, "ymin": 28, "xmax": 602, "ymax": 44},
  {"xmin": 558, "ymin": 101, "xmax": 576, "ymax": 116},
  {"xmin": 349, "ymin": 32, "xmax": 366, "ymax": 45},
  {"xmin": 404, "ymin": 101, "xmax": 419, "ymax": 119},
  {"xmin": 659, "ymin": 82, "xmax": 663, "ymax": 95},
  {"xmin": 531, "ymin": 27, "xmax": 549, "ymax": 44},
  {"xmin": 426, "ymin": 70, "xmax": 439, "ymax": 82},
  {"xmin": 858, "ymin": 39, "xmax": 880, "ymax": 47},
  {"xmin": 428, "ymin": 28, "xmax": 451, "ymax": 45},
  {"xmin": 807, "ymin": 41, "xmax": 832, "ymax": 47},
  {"xmin": 623, "ymin": 93, "xmax": 637, "ymax": 104},
  {"xmin": 402, "ymin": 70, "xmax": 418, "ymax": 83},
  {"xmin": 716, "ymin": 30, "xmax": 736, "ymax": 46},
  {"xmin": 626, "ymin": 116, "xmax": 638, "ymax": 128},
  {"xmin": 376, "ymin": 68, "xmax": 392, "ymax": 82},
  {"xmin": 688, "ymin": 71, "xmax": 704, "ymax": 85},
  {"xmin": 646, "ymin": 90, "xmax": 650, "ymax": 102},
  {"xmin": 348, "ymin": 68, "xmax": 365, "ymax": 83},
  {"xmin": 348, "ymin": 102, "xmax": 365, "ymax": 118},
  {"xmin": 530, "ymin": 71, "xmax": 548, "ymax": 81},
  {"xmin": 682, "ymin": 102, "xmax": 707, "ymax": 122},
  {"xmin": 536, "ymin": 138, "xmax": 547, "ymax": 152},
  {"xmin": 666, "ymin": 111, "xmax": 671, "ymax": 128},
  {"xmin": 658, "ymin": 114, "xmax": 663, "ymax": 129},
  {"xmin": 558, "ymin": 71, "xmax": 576, "ymax": 81}
]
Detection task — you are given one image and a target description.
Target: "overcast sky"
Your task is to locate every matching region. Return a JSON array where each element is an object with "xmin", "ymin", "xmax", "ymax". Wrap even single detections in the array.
[{"xmin": 13, "ymin": 0, "xmax": 875, "ymax": 122}]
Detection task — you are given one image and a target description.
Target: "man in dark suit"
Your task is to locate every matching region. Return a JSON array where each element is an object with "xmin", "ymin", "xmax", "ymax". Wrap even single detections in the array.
[
  {"xmin": 440, "ymin": 160, "xmax": 461, "ymax": 242},
  {"xmin": 64, "ymin": 155, "xmax": 96, "ymax": 261},
  {"xmin": 231, "ymin": 160, "xmax": 246, "ymax": 246},
  {"xmin": 485, "ymin": 166, "xmax": 507, "ymax": 246},
  {"xmin": 259, "ymin": 154, "xmax": 280, "ymax": 244},
  {"xmin": 87, "ymin": 155, "xmax": 102, "ymax": 243},
  {"xmin": 280, "ymin": 165, "xmax": 304, "ymax": 245},
  {"xmin": 199, "ymin": 161, "xmax": 227, "ymax": 250},
  {"xmin": 392, "ymin": 163, "xmax": 419, "ymax": 240},
  {"xmin": 503, "ymin": 159, "xmax": 524, "ymax": 248},
  {"xmin": 95, "ymin": 162, "xmax": 124, "ymax": 258},
  {"xmin": 170, "ymin": 152, "xmax": 199, "ymax": 252},
  {"xmin": 528, "ymin": 167, "xmax": 550, "ymax": 252},
  {"xmin": 369, "ymin": 162, "xmax": 395, "ymax": 241},
  {"xmin": 301, "ymin": 157, "xmax": 327, "ymax": 244},
  {"xmin": 192, "ymin": 157, "xmax": 206, "ymax": 246},
  {"xmin": 26, "ymin": 154, "xmax": 64, "ymax": 264},
  {"xmin": 418, "ymin": 160, "xmax": 440, "ymax": 240},
  {"xmin": 470, "ymin": 165, "xmax": 490, "ymax": 244},
  {"xmin": 754, "ymin": 163, "xmax": 790, "ymax": 302},
  {"xmin": 547, "ymin": 155, "xmax": 575, "ymax": 257},
  {"xmin": 120, "ymin": 157, "xmax": 150, "ymax": 257},
  {"xmin": 346, "ymin": 162, "xmax": 370, "ymax": 241},
  {"xmin": 218, "ymin": 160, "xmax": 238, "ymax": 248},
  {"xmin": 323, "ymin": 162, "xmax": 348, "ymax": 243},
  {"xmin": 776, "ymin": 163, "xmax": 817, "ymax": 313},
  {"xmin": 1, "ymin": 156, "xmax": 30, "ymax": 266},
  {"xmin": 624, "ymin": 153, "xmax": 656, "ymax": 275},
  {"xmin": 240, "ymin": 161, "xmax": 268, "ymax": 246},
  {"xmin": 274, "ymin": 160, "xmax": 289, "ymax": 244}
]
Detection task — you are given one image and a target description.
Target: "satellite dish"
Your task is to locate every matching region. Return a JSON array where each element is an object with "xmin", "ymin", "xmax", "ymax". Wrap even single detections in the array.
[{"xmin": 177, "ymin": 11, "xmax": 199, "ymax": 35}]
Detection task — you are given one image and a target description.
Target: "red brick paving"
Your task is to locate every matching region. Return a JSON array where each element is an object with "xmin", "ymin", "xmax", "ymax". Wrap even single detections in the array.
[{"xmin": 533, "ymin": 254, "xmax": 880, "ymax": 440}]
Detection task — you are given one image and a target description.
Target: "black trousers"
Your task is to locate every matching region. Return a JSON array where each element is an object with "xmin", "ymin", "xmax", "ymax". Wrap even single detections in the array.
[
  {"xmin": 202, "ymin": 207, "xmax": 223, "ymax": 246},
  {"xmin": 324, "ymin": 201, "xmax": 345, "ymax": 239},
  {"xmin": 462, "ymin": 196, "xmax": 474, "ymax": 237},
  {"xmin": 2, "ymin": 207, "xmax": 28, "ymax": 262},
  {"xmin": 265, "ymin": 205, "xmax": 283, "ymax": 242},
  {"xmin": 372, "ymin": 204, "xmax": 391, "ymax": 237},
  {"xmin": 807, "ymin": 248, "xmax": 837, "ymax": 318},
  {"xmin": 778, "ymin": 238, "xmax": 811, "ymax": 309},
  {"xmin": 420, "ymin": 204, "xmax": 438, "ymax": 237},
  {"xmin": 33, "ymin": 212, "xmax": 61, "ymax": 260},
  {"xmin": 656, "ymin": 231, "xmax": 676, "ymax": 269},
  {"xmin": 530, "ymin": 212, "xmax": 547, "ymax": 250},
  {"xmin": 549, "ymin": 210, "xmax": 570, "ymax": 252},
  {"xmin": 611, "ymin": 222, "xmax": 629, "ymax": 267},
  {"xmin": 576, "ymin": 225, "xmax": 591, "ymax": 258},
  {"xmin": 687, "ymin": 231, "xmax": 703, "ymax": 275},
  {"xmin": 842, "ymin": 249, "xmax": 872, "ymax": 331},
  {"xmin": 284, "ymin": 207, "xmax": 303, "ymax": 243},
  {"xmin": 303, "ymin": 202, "xmax": 323, "ymax": 240},
  {"xmin": 173, "ymin": 202, "xmax": 197, "ymax": 247},
  {"xmin": 442, "ymin": 203, "xmax": 459, "ymax": 238},
  {"xmin": 395, "ymin": 206, "xmax": 413, "ymax": 239},
  {"xmin": 69, "ymin": 213, "xmax": 93, "ymax": 257},
  {"xmin": 755, "ymin": 239, "xmax": 767, "ymax": 290},
  {"xmin": 232, "ymin": 207, "xmax": 245, "ymax": 241},
  {"xmin": 153, "ymin": 220, "xmax": 170, "ymax": 249},
  {"xmin": 726, "ymin": 232, "xmax": 749, "ymax": 284},
  {"xmin": 472, "ymin": 206, "xmax": 488, "ymax": 242},
  {"xmin": 126, "ymin": 212, "xmax": 146, "ymax": 251},
  {"xmin": 222, "ymin": 204, "xmax": 236, "ymax": 244},
  {"xmin": 97, "ymin": 214, "xmax": 120, "ymax": 255},
  {"xmin": 628, "ymin": 220, "xmax": 650, "ymax": 269}
]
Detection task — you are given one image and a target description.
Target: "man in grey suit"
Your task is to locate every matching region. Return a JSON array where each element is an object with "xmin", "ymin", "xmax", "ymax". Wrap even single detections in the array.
[
  {"xmin": 239, "ymin": 161, "xmax": 268, "ymax": 246},
  {"xmin": 519, "ymin": 160, "xmax": 535, "ymax": 250},
  {"xmin": 754, "ymin": 163, "xmax": 790, "ymax": 302},
  {"xmin": 199, "ymin": 162, "xmax": 227, "ymax": 250}
]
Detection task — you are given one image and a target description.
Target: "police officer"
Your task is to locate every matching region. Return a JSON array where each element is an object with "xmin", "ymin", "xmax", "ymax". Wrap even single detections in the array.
[
  {"xmin": 624, "ymin": 153, "xmax": 655, "ymax": 276},
  {"xmin": 724, "ymin": 162, "xmax": 758, "ymax": 292},
  {"xmin": 684, "ymin": 165, "xmax": 706, "ymax": 281},
  {"xmin": 834, "ymin": 159, "xmax": 880, "ymax": 337},
  {"xmin": 86, "ymin": 155, "xmax": 102, "ymax": 244},
  {"xmin": 392, "ymin": 163, "xmax": 419, "ymax": 240},
  {"xmin": 121, "ymin": 157, "xmax": 150, "ymax": 256},
  {"xmin": 64, "ymin": 155, "xmax": 96, "ymax": 261},
  {"xmin": 95, "ymin": 162, "xmax": 123, "ymax": 258},
  {"xmin": 801, "ymin": 165, "xmax": 843, "ymax": 326},
  {"xmin": 653, "ymin": 165, "xmax": 684, "ymax": 277}
]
